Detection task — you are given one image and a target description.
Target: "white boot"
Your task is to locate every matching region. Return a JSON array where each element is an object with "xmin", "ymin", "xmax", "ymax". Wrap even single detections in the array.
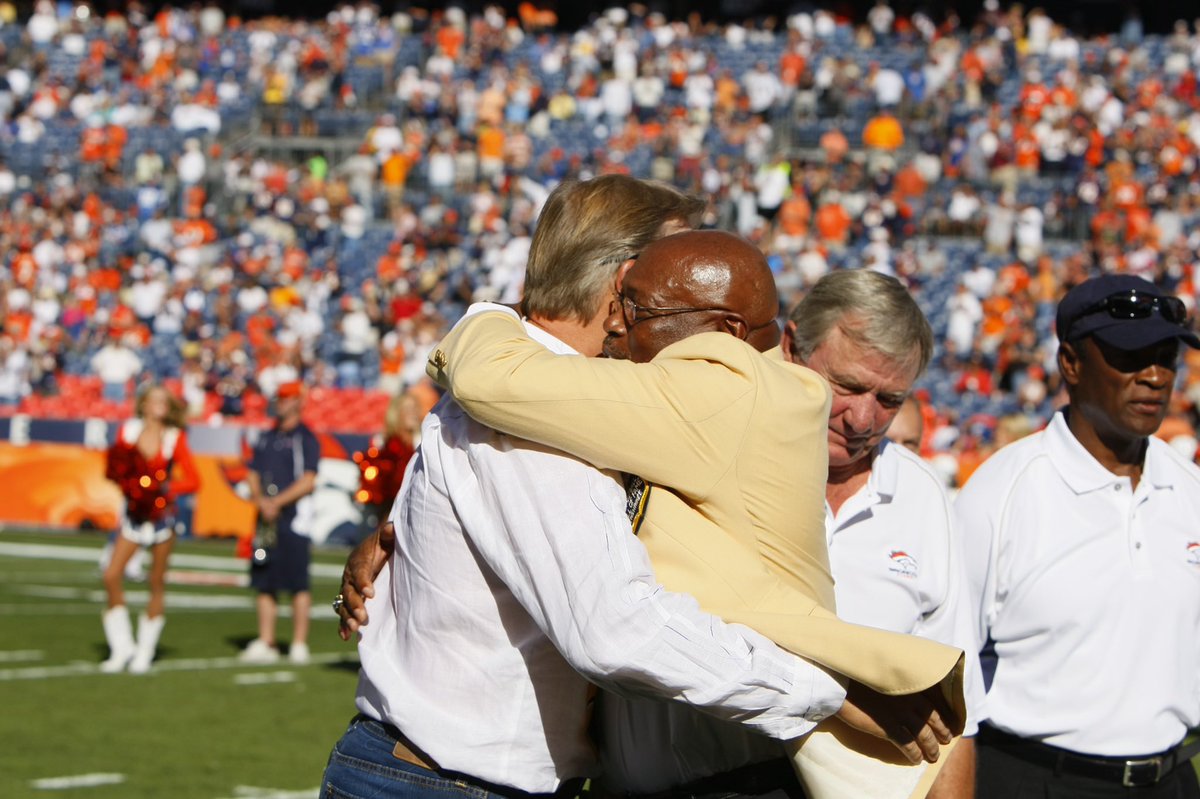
[
  {"xmin": 128, "ymin": 614, "xmax": 165, "ymax": 674},
  {"xmin": 100, "ymin": 606, "xmax": 135, "ymax": 673}
]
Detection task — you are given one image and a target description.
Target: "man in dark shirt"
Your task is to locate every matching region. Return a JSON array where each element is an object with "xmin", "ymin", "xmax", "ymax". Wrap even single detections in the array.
[{"xmin": 240, "ymin": 380, "xmax": 320, "ymax": 665}]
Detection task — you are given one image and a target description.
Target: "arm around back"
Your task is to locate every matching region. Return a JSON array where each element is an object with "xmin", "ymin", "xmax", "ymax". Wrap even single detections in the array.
[{"xmin": 428, "ymin": 307, "xmax": 762, "ymax": 498}]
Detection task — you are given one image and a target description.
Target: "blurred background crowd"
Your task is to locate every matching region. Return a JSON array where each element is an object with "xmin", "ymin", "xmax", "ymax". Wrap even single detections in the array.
[{"xmin": 1, "ymin": 0, "xmax": 1199, "ymax": 490}]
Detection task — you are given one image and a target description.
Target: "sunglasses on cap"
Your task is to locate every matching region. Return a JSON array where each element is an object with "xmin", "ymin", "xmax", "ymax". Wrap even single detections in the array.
[{"xmin": 1069, "ymin": 290, "xmax": 1188, "ymax": 333}]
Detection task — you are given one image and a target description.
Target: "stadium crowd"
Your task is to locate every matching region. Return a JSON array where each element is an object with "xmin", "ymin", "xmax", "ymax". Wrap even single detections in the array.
[{"xmin": 0, "ymin": 0, "xmax": 1199, "ymax": 482}]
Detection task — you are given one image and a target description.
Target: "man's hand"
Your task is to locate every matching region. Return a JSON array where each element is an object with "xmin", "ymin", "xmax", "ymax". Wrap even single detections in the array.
[
  {"xmin": 834, "ymin": 680, "xmax": 962, "ymax": 765},
  {"xmin": 257, "ymin": 497, "xmax": 279, "ymax": 522},
  {"xmin": 336, "ymin": 522, "xmax": 396, "ymax": 641}
]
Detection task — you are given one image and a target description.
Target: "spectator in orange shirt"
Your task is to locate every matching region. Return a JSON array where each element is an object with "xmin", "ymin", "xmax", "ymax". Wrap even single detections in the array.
[
  {"xmin": 104, "ymin": 123, "xmax": 129, "ymax": 171},
  {"xmin": 246, "ymin": 307, "xmax": 278, "ymax": 353},
  {"xmin": 819, "ymin": 127, "xmax": 850, "ymax": 164},
  {"xmin": 381, "ymin": 150, "xmax": 412, "ymax": 211},
  {"xmin": 81, "ymin": 124, "xmax": 107, "ymax": 165},
  {"xmin": 780, "ymin": 45, "xmax": 806, "ymax": 91},
  {"xmin": 777, "ymin": 189, "xmax": 811, "ymax": 237},
  {"xmin": 435, "ymin": 21, "xmax": 465, "ymax": 60},
  {"xmin": 893, "ymin": 162, "xmax": 927, "ymax": 199},
  {"xmin": 862, "ymin": 109, "xmax": 904, "ymax": 150},
  {"xmin": 376, "ymin": 241, "xmax": 404, "ymax": 285},
  {"xmin": 814, "ymin": 192, "xmax": 852, "ymax": 250},
  {"xmin": 477, "ymin": 123, "xmax": 506, "ymax": 178}
]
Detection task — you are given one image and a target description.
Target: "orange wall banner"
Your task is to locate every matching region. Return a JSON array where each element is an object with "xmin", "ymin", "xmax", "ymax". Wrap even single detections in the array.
[
  {"xmin": 191, "ymin": 456, "xmax": 257, "ymax": 539},
  {"xmin": 0, "ymin": 442, "xmax": 254, "ymax": 538},
  {"xmin": 0, "ymin": 442, "xmax": 122, "ymax": 530}
]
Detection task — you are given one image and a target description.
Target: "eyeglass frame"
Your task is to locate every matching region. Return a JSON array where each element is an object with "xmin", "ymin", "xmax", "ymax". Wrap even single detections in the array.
[
  {"xmin": 617, "ymin": 292, "xmax": 731, "ymax": 327},
  {"xmin": 616, "ymin": 291, "xmax": 779, "ymax": 333}
]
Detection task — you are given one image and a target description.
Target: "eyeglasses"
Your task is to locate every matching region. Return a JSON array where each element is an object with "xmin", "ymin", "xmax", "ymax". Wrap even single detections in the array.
[
  {"xmin": 1070, "ymin": 290, "xmax": 1188, "ymax": 336},
  {"xmin": 618, "ymin": 293, "xmax": 728, "ymax": 327}
]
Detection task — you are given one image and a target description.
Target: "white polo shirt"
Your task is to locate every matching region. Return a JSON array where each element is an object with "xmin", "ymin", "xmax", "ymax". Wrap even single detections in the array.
[
  {"xmin": 826, "ymin": 440, "xmax": 985, "ymax": 735},
  {"xmin": 956, "ymin": 410, "xmax": 1200, "ymax": 756}
]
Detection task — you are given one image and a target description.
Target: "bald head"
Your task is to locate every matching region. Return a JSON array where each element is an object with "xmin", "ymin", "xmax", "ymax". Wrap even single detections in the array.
[{"xmin": 603, "ymin": 230, "xmax": 781, "ymax": 363}]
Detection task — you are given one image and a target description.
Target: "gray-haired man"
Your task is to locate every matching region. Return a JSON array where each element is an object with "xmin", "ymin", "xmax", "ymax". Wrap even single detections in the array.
[{"xmin": 781, "ymin": 270, "xmax": 985, "ymax": 799}]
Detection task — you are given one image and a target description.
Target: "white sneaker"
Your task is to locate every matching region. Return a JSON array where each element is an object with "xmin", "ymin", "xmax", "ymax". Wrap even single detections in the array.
[
  {"xmin": 238, "ymin": 638, "xmax": 280, "ymax": 664},
  {"xmin": 288, "ymin": 642, "xmax": 310, "ymax": 665}
]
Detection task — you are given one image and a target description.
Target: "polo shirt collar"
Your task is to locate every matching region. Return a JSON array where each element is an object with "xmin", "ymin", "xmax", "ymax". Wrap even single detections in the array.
[
  {"xmin": 1045, "ymin": 409, "xmax": 1174, "ymax": 494},
  {"xmin": 829, "ymin": 443, "xmax": 890, "ymax": 528},
  {"xmin": 867, "ymin": 440, "xmax": 899, "ymax": 501},
  {"xmin": 1140, "ymin": 438, "xmax": 1179, "ymax": 492}
]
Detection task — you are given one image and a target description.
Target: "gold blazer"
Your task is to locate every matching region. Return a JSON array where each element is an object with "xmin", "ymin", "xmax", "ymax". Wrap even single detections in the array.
[{"xmin": 429, "ymin": 311, "xmax": 964, "ymax": 798}]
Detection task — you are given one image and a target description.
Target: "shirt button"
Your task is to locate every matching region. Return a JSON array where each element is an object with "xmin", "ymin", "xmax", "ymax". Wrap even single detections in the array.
[
  {"xmin": 1135, "ymin": 542, "xmax": 1143, "ymax": 549},
  {"xmin": 1113, "ymin": 484, "xmax": 1121, "ymax": 491}
]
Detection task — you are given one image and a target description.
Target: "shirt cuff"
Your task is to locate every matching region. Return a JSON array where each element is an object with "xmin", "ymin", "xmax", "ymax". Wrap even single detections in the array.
[
  {"xmin": 755, "ymin": 658, "xmax": 848, "ymax": 741},
  {"xmin": 798, "ymin": 657, "xmax": 848, "ymax": 724}
]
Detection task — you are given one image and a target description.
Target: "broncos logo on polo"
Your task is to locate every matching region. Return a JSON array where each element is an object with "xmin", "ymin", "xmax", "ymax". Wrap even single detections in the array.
[{"xmin": 887, "ymin": 550, "xmax": 918, "ymax": 579}]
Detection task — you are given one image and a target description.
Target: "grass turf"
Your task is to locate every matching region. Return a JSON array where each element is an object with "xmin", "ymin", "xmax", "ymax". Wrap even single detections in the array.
[
  {"xmin": 0, "ymin": 530, "xmax": 361, "ymax": 799},
  {"xmin": 2, "ymin": 530, "xmax": 1197, "ymax": 797}
]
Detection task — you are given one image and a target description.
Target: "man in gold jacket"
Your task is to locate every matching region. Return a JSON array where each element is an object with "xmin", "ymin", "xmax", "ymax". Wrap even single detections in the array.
[{"xmin": 423, "ymin": 230, "xmax": 965, "ymax": 798}]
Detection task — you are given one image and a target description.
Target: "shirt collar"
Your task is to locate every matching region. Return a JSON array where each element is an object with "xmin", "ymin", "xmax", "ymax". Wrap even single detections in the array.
[
  {"xmin": 869, "ymin": 440, "xmax": 899, "ymax": 500},
  {"xmin": 1141, "ymin": 437, "xmax": 1180, "ymax": 491},
  {"xmin": 459, "ymin": 300, "xmax": 581, "ymax": 357},
  {"xmin": 523, "ymin": 318, "xmax": 579, "ymax": 356},
  {"xmin": 1044, "ymin": 409, "xmax": 1174, "ymax": 493},
  {"xmin": 828, "ymin": 443, "xmax": 890, "ymax": 527}
]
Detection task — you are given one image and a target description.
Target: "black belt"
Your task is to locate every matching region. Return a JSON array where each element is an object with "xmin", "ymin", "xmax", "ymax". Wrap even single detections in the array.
[
  {"xmin": 979, "ymin": 723, "xmax": 1196, "ymax": 788},
  {"xmin": 626, "ymin": 758, "xmax": 803, "ymax": 799},
  {"xmin": 356, "ymin": 715, "xmax": 587, "ymax": 799}
]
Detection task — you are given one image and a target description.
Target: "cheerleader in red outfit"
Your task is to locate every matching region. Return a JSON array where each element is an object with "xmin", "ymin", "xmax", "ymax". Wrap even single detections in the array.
[{"xmin": 101, "ymin": 385, "xmax": 200, "ymax": 674}]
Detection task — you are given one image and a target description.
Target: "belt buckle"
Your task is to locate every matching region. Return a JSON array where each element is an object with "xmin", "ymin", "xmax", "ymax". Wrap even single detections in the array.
[{"xmin": 1122, "ymin": 756, "xmax": 1163, "ymax": 788}]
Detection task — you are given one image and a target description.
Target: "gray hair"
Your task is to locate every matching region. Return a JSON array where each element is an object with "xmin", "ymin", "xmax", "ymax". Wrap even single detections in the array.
[{"xmin": 787, "ymin": 269, "xmax": 933, "ymax": 375}]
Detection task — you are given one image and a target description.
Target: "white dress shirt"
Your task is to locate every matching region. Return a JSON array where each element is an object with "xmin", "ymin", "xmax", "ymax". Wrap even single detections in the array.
[
  {"xmin": 957, "ymin": 410, "xmax": 1200, "ymax": 756},
  {"xmin": 826, "ymin": 441, "xmax": 985, "ymax": 736},
  {"xmin": 355, "ymin": 320, "xmax": 845, "ymax": 793}
]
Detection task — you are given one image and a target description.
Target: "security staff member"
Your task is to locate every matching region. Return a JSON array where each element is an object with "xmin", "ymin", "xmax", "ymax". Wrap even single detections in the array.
[
  {"xmin": 958, "ymin": 273, "xmax": 1200, "ymax": 797},
  {"xmin": 240, "ymin": 380, "xmax": 320, "ymax": 666}
]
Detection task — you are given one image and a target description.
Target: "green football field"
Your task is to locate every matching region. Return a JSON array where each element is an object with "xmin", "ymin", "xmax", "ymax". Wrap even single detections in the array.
[
  {"xmin": 0, "ymin": 530, "xmax": 361, "ymax": 799},
  {"xmin": 3, "ymin": 530, "xmax": 1196, "ymax": 798}
]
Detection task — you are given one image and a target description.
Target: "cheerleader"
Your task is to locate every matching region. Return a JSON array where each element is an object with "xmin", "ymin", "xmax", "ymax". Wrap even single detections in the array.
[
  {"xmin": 101, "ymin": 385, "xmax": 200, "ymax": 674},
  {"xmin": 354, "ymin": 391, "xmax": 422, "ymax": 530}
]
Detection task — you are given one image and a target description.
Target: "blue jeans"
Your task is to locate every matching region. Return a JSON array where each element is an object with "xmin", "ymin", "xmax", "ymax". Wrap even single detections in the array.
[{"xmin": 320, "ymin": 716, "xmax": 496, "ymax": 799}]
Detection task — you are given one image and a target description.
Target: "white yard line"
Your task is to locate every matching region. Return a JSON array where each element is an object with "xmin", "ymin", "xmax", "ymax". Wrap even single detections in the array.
[
  {"xmin": 0, "ymin": 649, "xmax": 43, "ymax": 663},
  {"xmin": 0, "ymin": 542, "xmax": 344, "ymax": 578},
  {"xmin": 220, "ymin": 786, "xmax": 319, "ymax": 799},
  {"xmin": 233, "ymin": 671, "xmax": 298, "ymax": 686},
  {"xmin": 5, "ymin": 584, "xmax": 342, "ymax": 619},
  {"xmin": 30, "ymin": 773, "xmax": 126, "ymax": 790},
  {"xmin": 0, "ymin": 650, "xmax": 358, "ymax": 681}
]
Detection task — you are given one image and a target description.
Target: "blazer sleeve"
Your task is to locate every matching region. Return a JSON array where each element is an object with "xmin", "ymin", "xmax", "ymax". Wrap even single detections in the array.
[{"xmin": 428, "ymin": 310, "xmax": 755, "ymax": 498}]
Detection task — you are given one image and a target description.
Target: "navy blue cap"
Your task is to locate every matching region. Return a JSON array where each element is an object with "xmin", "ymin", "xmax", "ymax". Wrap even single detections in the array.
[{"xmin": 1055, "ymin": 274, "xmax": 1200, "ymax": 351}]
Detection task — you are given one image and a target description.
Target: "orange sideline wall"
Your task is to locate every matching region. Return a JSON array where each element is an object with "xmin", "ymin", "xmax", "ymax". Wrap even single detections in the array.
[{"xmin": 0, "ymin": 442, "xmax": 254, "ymax": 538}]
